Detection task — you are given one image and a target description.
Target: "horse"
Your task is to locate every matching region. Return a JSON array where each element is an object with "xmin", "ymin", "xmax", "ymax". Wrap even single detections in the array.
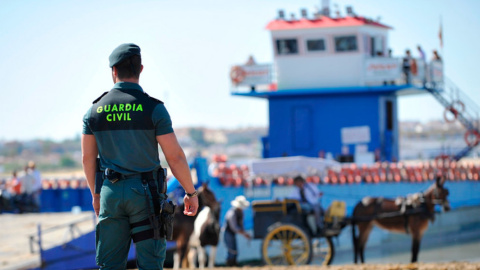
[
  {"xmin": 351, "ymin": 176, "xmax": 450, "ymax": 263},
  {"xmin": 187, "ymin": 202, "xmax": 221, "ymax": 268},
  {"xmin": 172, "ymin": 183, "xmax": 220, "ymax": 269}
]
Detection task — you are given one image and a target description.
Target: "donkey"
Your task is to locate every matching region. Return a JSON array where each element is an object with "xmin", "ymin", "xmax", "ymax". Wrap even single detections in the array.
[
  {"xmin": 172, "ymin": 183, "xmax": 219, "ymax": 269},
  {"xmin": 351, "ymin": 176, "xmax": 450, "ymax": 263},
  {"xmin": 187, "ymin": 202, "xmax": 221, "ymax": 268}
]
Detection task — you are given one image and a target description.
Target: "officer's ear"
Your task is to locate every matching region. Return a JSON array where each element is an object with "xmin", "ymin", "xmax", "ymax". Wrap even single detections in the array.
[
  {"xmin": 140, "ymin": 65, "xmax": 144, "ymax": 74},
  {"xmin": 112, "ymin": 66, "xmax": 118, "ymax": 77}
]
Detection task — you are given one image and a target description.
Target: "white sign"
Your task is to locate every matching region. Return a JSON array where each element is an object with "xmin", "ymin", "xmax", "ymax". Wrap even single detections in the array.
[
  {"xmin": 364, "ymin": 58, "xmax": 401, "ymax": 83},
  {"xmin": 230, "ymin": 64, "xmax": 272, "ymax": 86},
  {"xmin": 430, "ymin": 61, "xmax": 443, "ymax": 83},
  {"xmin": 341, "ymin": 126, "xmax": 371, "ymax": 144},
  {"xmin": 355, "ymin": 144, "xmax": 368, "ymax": 153}
]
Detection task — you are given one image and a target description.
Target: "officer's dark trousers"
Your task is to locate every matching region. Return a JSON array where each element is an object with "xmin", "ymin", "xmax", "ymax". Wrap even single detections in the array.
[{"xmin": 96, "ymin": 176, "xmax": 166, "ymax": 270}]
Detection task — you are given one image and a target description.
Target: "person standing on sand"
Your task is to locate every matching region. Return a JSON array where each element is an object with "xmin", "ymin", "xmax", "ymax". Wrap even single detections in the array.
[
  {"xmin": 82, "ymin": 43, "xmax": 198, "ymax": 269},
  {"xmin": 28, "ymin": 161, "xmax": 42, "ymax": 211},
  {"xmin": 223, "ymin": 195, "xmax": 251, "ymax": 266}
]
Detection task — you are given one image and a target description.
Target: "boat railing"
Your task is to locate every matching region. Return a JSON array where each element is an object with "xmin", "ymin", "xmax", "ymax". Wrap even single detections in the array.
[
  {"xmin": 29, "ymin": 213, "xmax": 96, "ymax": 255},
  {"xmin": 229, "ymin": 57, "xmax": 443, "ymax": 93}
]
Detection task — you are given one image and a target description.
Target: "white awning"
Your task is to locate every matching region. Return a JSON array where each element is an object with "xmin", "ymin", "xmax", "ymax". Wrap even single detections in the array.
[{"xmin": 249, "ymin": 156, "xmax": 340, "ymax": 180}]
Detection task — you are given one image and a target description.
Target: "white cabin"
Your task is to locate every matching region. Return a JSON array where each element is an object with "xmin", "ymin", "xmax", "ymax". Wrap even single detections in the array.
[{"xmin": 267, "ymin": 15, "xmax": 392, "ymax": 89}]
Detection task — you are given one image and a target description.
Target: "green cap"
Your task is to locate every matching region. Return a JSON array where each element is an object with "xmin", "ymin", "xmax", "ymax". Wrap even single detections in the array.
[{"xmin": 109, "ymin": 43, "xmax": 141, "ymax": 68}]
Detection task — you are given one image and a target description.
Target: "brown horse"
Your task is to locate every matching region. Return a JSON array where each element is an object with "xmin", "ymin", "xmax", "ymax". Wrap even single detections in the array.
[
  {"xmin": 172, "ymin": 183, "xmax": 220, "ymax": 269},
  {"xmin": 352, "ymin": 176, "xmax": 450, "ymax": 263}
]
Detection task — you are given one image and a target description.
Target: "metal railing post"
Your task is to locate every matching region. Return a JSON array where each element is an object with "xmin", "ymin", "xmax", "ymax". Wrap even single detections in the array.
[{"xmin": 37, "ymin": 223, "xmax": 43, "ymax": 261}]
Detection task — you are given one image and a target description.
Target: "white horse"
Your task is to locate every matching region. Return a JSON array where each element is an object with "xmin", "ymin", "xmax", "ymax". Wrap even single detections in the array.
[{"xmin": 187, "ymin": 205, "xmax": 221, "ymax": 268}]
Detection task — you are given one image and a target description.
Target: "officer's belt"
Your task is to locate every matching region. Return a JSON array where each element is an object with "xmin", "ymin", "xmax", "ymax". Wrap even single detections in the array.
[{"xmin": 104, "ymin": 169, "xmax": 158, "ymax": 182}]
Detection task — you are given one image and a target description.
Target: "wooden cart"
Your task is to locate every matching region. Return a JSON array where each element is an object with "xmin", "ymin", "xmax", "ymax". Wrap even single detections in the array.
[{"xmin": 252, "ymin": 199, "xmax": 347, "ymax": 266}]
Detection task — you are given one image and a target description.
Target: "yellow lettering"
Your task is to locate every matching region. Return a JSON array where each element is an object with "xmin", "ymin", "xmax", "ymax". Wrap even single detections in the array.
[
  {"xmin": 119, "ymin": 104, "xmax": 124, "ymax": 111},
  {"xmin": 106, "ymin": 114, "xmax": 112, "ymax": 121},
  {"xmin": 117, "ymin": 113, "xmax": 123, "ymax": 121},
  {"xmin": 104, "ymin": 105, "xmax": 111, "ymax": 112},
  {"xmin": 136, "ymin": 104, "xmax": 143, "ymax": 111},
  {"xmin": 112, "ymin": 104, "xmax": 118, "ymax": 112},
  {"xmin": 96, "ymin": 106, "xmax": 103, "ymax": 113},
  {"xmin": 125, "ymin": 104, "xmax": 131, "ymax": 111}
]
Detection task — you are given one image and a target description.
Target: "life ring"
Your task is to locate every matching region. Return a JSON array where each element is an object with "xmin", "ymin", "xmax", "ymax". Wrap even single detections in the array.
[
  {"xmin": 443, "ymin": 106, "xmax": 458, "ymax": 123},
  {"xmin": 464, "ymin": 130, "xmax": 480, "ymax": 147},
  {"xmin": 230, "ymin": 66, "xmax": 246, "ymax": 84},
  {"xmin": 410, "ymin": 59, "xmax": 418, "ymax": 76}
]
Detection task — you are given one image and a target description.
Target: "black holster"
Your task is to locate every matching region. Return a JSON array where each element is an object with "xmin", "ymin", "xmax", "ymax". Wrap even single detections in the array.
[
  {"xmin": 160, "ymin": 200, "xmax": 176, "ymax": 240},
  {"xmin": 142, "ymin": 168, "xmax": 176, "ymax": 241}
]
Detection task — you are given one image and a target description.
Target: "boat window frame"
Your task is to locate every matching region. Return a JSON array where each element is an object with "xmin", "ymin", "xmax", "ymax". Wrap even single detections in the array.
[
  {"xmin": 305, "ymin": 37, "xmax": 327, "ymax": 53},
  {"xmin": 334, "ymin": 34, "xmax": 358, "ymax": 53},
  {"xmin": 275, "ymin": 38, "xmax": 300, "ymax": 56}
]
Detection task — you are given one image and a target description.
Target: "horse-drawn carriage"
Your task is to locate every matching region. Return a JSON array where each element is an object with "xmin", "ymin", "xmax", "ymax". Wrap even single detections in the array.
[
  {"xmin": 247, "ymin": 157, "xmax": 451, "ymax": 266},
  {"xmin": 252, "ymin": 198, "xmax": 348, "ymax": 266}
]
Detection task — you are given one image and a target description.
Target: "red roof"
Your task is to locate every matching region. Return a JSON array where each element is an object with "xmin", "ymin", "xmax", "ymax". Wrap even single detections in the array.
[{"xmin": 266, "ymin": 16, "xmax": 392, "ymax": 31}]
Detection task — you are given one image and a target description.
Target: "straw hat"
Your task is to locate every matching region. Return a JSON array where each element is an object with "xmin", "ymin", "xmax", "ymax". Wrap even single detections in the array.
[{"xmin": 231, "ymin": 195, "xmax": 250, "ymax": 209}]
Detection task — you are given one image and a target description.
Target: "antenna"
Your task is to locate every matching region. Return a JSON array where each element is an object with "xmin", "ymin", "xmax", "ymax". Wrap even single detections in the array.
[
  {"xmin": 321, "ymin": 0, "xmax": 330, "ymax": 17},
  {"xmin": 346, "ymin": 6, "xmax": 355, "ymax": 17},
  {"xmin": 290, "ymin": 13, "xmax": 296, "ymax": 21},
  {"xmin": 301, "ymin": 8, "xmax": 308, "ymax": 19},
  {"xmin": 334, "ymin": 3, "xmax": 340, "ymax": 18}
]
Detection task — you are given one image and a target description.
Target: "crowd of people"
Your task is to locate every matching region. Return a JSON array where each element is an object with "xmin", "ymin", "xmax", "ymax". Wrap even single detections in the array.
[
  {"xmin": 402, "ymin": 45, "xmax": 442, "ymax": 85},
  {"xmin": 0, "ymin": 161, "xmax": 42, "ymax": 213}
]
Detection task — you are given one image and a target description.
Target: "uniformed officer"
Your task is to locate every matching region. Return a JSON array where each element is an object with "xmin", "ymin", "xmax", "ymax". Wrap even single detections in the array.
[{"xmin": 82, "ymin": 43, "xmax": 198, "ymax": 270}]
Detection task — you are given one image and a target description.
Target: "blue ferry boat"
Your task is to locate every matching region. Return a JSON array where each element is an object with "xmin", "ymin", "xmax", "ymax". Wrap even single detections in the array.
[{"xmin": 28, "ymin": 4, "xmax": 480, "ymax": 269}]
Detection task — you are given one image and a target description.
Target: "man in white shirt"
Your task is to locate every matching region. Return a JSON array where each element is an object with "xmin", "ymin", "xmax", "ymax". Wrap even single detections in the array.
[
  {"xmin": 290, "ymin": 176, "xmax": 324, "ymax": 230},
  {"xmin": 28, "ymin": 161, "xmax": 42, "ymax": 211}
]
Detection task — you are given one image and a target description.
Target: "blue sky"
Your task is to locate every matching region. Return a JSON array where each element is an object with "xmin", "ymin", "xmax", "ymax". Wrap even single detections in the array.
[{"xmin": 1, "ymin": 0, "xmax": 479, "ymax": 141}]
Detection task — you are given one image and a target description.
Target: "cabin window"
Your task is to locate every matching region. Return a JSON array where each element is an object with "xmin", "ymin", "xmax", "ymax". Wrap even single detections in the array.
[
  {"xmin": 370, "ymin": 36, "xmax": 385, "ymax": 56},
  {"xmin": 334, "ymin": 35, "xmax": 358, "ymax": 52},
  {"xmin": 306, "ymin": 39, "xmax": 326, "ymax": 52},
  {"xmin": 276, "ymin": 39, "xmax": 298, "ymax": 55}
]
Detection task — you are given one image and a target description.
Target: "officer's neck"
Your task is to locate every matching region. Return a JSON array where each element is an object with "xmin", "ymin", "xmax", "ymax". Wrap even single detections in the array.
[{"xmin": 114, "ymin": 77, "xmax": 140, "ymax": 84}]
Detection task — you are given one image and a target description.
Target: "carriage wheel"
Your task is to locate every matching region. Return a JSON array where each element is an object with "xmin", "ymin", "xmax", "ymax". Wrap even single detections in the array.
[
  {"xmin": 261, "ymin": 223, "xmax": 312, "ymax": 265},
  {"xmin": 311, "ymin": 236, "xmax": 334, "ymax": 265}
]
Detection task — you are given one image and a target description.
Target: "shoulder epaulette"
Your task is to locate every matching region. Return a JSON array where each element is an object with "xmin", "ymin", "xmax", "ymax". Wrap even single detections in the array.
[
  {"xmin": 92, "ymin": 91, "xmax": 109, "ymax": 104},
  {"xmin": 143, "ymin": 92, "xmax": 164, "ymax": 104}
]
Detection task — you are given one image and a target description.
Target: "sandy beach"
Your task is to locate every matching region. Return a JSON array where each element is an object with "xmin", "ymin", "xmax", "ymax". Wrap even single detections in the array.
[
  {"xmin": 214, "ymin": 264, "xmax": 480, "ymax": 270},
  {"xmin": 1, "ymin": 212, "xmax": 479, "ymax": 270},
  {"xmin": 0, "ymin": 212, "xmax": 94, "ymax": 270}
]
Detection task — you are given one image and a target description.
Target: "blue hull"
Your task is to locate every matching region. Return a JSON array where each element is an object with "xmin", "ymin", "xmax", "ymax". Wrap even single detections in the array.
[{"xmin": 34, "ymin": 163, "xmax": 480, "ymax": 269}]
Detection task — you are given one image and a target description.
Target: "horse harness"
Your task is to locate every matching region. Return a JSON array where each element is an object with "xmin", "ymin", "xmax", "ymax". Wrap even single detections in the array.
[
  {"xmin": 372, "ymin": 187, "xmax": 448, "ymax": 234},
  {"xmin": 369, "ymin": 191, "xmax": 436, "ymax": 234}
]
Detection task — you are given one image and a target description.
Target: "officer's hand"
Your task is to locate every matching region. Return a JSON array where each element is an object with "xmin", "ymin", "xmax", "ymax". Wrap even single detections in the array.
[
  {"xmin": 92, "ymin": 194, "xmax": 100, "ymax": 217},
  {"xmin": 183, "ymin": 195, "xmax": 198, "ymax": 216}
]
